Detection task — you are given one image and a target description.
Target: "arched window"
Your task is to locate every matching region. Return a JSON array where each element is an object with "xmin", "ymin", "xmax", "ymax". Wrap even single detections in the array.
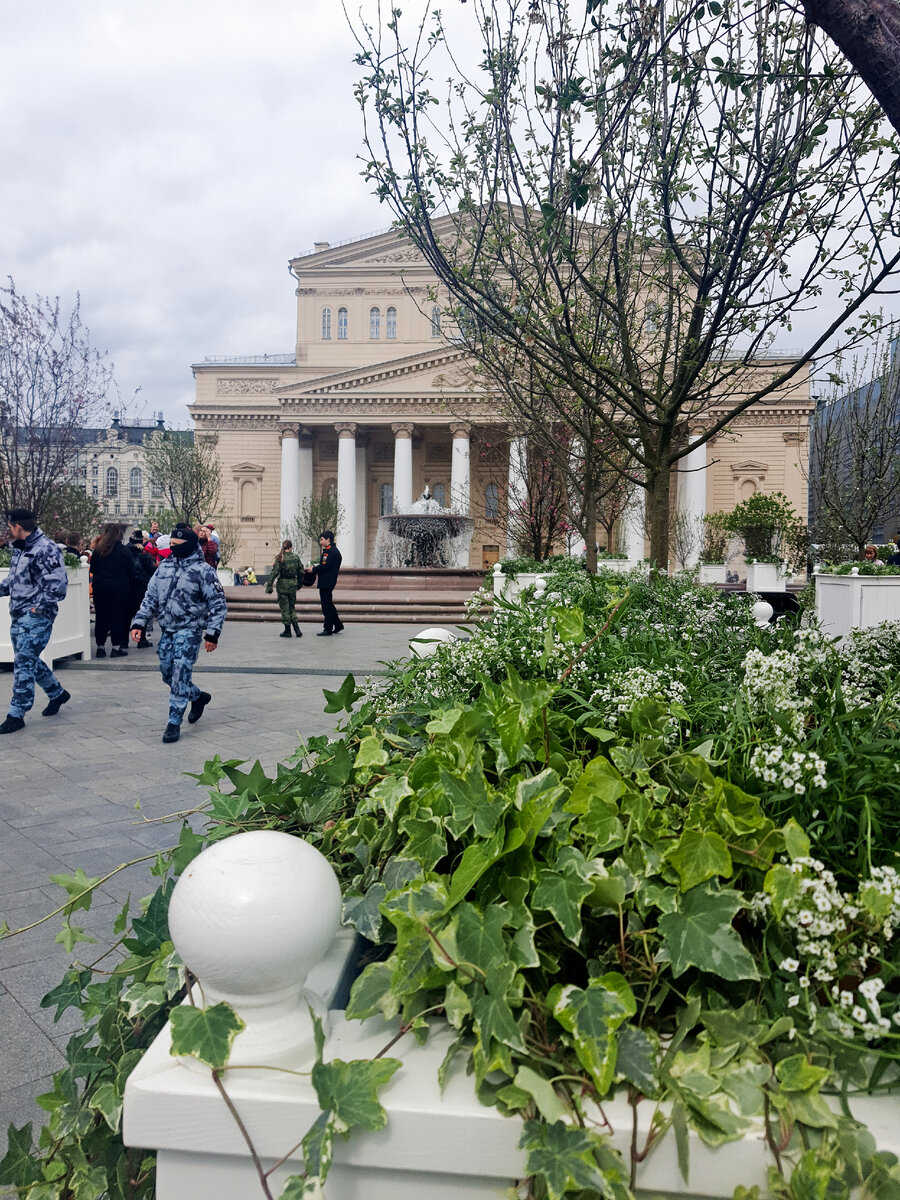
[
  {"xmin": 151, "ymin": 477, "xmax": 163, "ymax": 499},
  {"xmin": 337, "ymin": 308, "xmax": 348, "ymax": 340},
  {"xmin": 432, "ymin": 483, "xmax": 446, "ymax": 507},
  {"xmin": 105, "ymin": 467, "xmax": 118, "ymax": 497},
  {"xmin": 430, "ymin": 305, "xmax": 442, "ymax": 337},
  {"xmin": 369, "ymin": 307, "xmax": 381, "ymax": 339},
  {"xmin": 485, "ymin": 482, "xmax": 499, "ymax": 520},
  {"xmin": 380, "ymin": 482, "xmax": 393, "ymax": 516},
  {"xmin": 321, "ymin": 307, "xmax": 332, "ymax": 339},
  {"xmin": 129, "ymin": 466, "xmax": 143, "ymax": 498},
  {"xmin": 386, "ymin": 306, "xmax": 397, "ymax": 339}
]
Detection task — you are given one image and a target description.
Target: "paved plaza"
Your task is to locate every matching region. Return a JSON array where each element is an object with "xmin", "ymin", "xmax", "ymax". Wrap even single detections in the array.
[{"xmin": 0, "ymin": 621, "xmax": 424, "ymax": 1157}]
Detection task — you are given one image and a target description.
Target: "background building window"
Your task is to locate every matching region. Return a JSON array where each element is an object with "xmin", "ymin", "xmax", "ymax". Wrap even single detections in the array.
[
  {"xmin": 485, "ymin": 482, "xmax": 500, "ymax": 520},
  {"xmin": 369, "ymin": 307, "xmax": 380, "ymax": 339},
  {"xmin": 432, "ymin": 482, "xmax": 446, "ymax": 506},
  {"xmin": 380, "ymin": 482, "xmax": 393, "ymax": 516},
  {"xmin": 338, "ymin": 308, "xmax": 348, "ymax": 340},
  {"xmin": 129, "ymin": 466, "xmax": 143, "ymax": 498},
  {"xmin": 151, "ymin": 478, "xmax": 164, "ymax": 499},
  {"xmin": 321, "ymin": 307, "xmax": 332, "ymax": 339},
  {"xmin": 386, "ymin": 306, "xmax": 397, "ymax": 338},
  {"xmin": 430, "ymin": 305, "xmax": 441, "ymax": 337},
  {"xmin": 105, "ymin": 467, "xmax": 118, "ymax": 497}
]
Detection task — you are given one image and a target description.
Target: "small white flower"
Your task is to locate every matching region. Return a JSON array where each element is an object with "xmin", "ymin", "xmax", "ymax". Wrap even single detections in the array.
[{"xmin": 781, "ymin": 957, "xmax": 800, "ymax": 973}]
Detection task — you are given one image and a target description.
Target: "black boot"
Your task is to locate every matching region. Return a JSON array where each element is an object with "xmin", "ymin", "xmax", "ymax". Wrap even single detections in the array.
[
  {"xmin": 280, "ymin": 625, "xmax": 293, "ymax": 638},
  {"xmin": 292, "ymin": 621, "xmax": 302, "ymax": 638}
]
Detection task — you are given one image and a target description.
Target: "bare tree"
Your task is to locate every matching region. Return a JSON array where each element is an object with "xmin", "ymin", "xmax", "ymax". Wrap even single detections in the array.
[
  {"xmin": 141, "ymin": 430, "xmax": 222, "ymax": 525},
  {"xmin": 352, "ymin": 0, "xmax": 900, "ymax": 566},
  {"xmin": 808, "ymin": 329, "xmax": 900, "ymax": 556},
  {"xmin": 281, "ymin": 493, "xmax": 345, "ymax": 564},
  {"xmin": 0, "ymin": 278, "xmax": 113, "ymax": 518}
]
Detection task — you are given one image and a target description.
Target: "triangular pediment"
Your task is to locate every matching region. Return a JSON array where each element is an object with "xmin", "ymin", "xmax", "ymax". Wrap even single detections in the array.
[
  {"xmin": 274, "ymin": 346, "xmax": 474, "ymax": 398},
  {"xmin": 289, "ymin": 216, "xmax": 459, "ymax": 273},
  {"xmin": 731, "ymin": 459, "xmax": 768, "ymax": 472},
  {"xmin": 232, "ymin": 460, "xmax": 266, "ymax": 474}
]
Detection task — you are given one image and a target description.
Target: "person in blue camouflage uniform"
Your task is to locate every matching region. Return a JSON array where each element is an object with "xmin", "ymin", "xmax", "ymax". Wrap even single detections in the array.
[
  {"xmin": 130, "ymin": 523, "xmax": 227, "ymax": 744},
  {"xmin": 0, "ymin": 509, "xmax": 71, "ymax": 735}
]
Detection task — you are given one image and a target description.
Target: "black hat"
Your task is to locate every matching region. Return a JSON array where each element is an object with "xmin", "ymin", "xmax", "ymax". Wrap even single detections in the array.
[{"xmin": 170, "ymin": 524, "xmax": 199, "ymax": 553}]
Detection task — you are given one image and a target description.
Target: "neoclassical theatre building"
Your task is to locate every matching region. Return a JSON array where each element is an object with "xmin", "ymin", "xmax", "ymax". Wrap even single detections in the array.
[{"xmin": 190, "ymin": 227, "xmax": 813, "ymax": 571}]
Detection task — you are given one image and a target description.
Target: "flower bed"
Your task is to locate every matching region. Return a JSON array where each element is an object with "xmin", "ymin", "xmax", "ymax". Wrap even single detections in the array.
[{"xmin": 5, "ymin": 565, "xmax": 900, "ymax": 1199}]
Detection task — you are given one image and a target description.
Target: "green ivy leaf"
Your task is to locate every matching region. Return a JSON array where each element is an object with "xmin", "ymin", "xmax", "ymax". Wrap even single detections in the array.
[
  {"xmin": 311, "ymin": 1056, "xmax": 401, "ymax": 1131},
  {"xmin": 55, "ymin": 923, "xmax": 97, "ymax": 952},
  {"xmin": 169, "ymin": 1002, "xmax": 245, "ymax": 1069},
  {"xmin": 658, "ymin": 884, "xmax": 760, "ymax": 981},
  {"xmin": 533, "ymin": 863, "xmax": 593, "ymax": 943},
  {"xmin": 322, "ymin": 674, "xmax": 360, "ymax": 713},
  {"xmin": 550, "ymin": 605, "xmax": 584, "ymax": 643},
  {"xmin": 616, "ymin": 1024, "xmax": 660, "ymax": 1096},
  {"xmin": 346, "ymin": 960, "xmax": 396, "ymax": 1021},
  {"xmin": 519, "ymin": 1120, "xmax": 609, "ymax": 1200},
  {"xmin": 0, "ymin": 1122, "xmax": 42, "ymax": 1188},
  {"xmin": 48, "ymin": 867, "xmax": 102, "ymax": 915},
  {"xmin": 551, "ymin": 973, "xmax": 636, "ymax": 1095},
  {"xmin": 514, "ymin": 1064, "xmax": 570, "ymax": 1122},
  {"xmin": 171, "ymin": 824, "xmax": 205, "ymax": 875},
  {"xmin": 90, "ymin": 1080, "xmax": 123, "ymax": 1132},
  {"xmin": 40, "ymin": 968, "xmax": 92, "ymax": 1021},
  {"xmin": 355, "ymin": 734, "xmax": 389, "ymax": 770},
  {"xmin": 369, "ymin": 774, "xmax": 414, "ymax": 821},
  {"xmin": 665, "ymin": 829, "xmax": 733, "ymax": 891}
]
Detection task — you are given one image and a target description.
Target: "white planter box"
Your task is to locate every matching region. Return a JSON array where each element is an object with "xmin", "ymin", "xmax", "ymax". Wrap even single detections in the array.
[
  {"xmin": 745, "ymin": 561, "xmax": 788, "ymax": 592},
  {"xmin": 698, "ymin": 563, "xmax": 727, "ymax": 585},
  {"xmin": 0, "ymin": 566, "xmax": 92, "ymax": 664},
  {"xmin": 597, "ymin": 558, "xmax": 635, "ymax": 575},
  {"xmin": 216, "ymin": 567, "xmax": 235, "ymax": 589},
  {"xmin": 492, "ymin": 567, "xmax": 552, "ymax": 602},
  {"xmin": 815, "ymin": 571, "xmax": 900, "ymax": 641}
]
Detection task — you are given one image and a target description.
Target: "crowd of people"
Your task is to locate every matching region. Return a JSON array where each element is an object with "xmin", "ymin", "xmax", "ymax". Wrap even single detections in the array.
[{"xmin": 1, "ymin": 509, "xmax": 345, "ymax": 741}]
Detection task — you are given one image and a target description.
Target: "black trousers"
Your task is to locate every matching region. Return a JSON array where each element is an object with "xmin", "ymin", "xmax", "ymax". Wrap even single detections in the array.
[
  {"xmin": 94, "ymin": 586, "xmax": 131, "ymax": 648},
  {"xmin": 318, "ymin": 587, "xmax": 340, "ymax": 631}
]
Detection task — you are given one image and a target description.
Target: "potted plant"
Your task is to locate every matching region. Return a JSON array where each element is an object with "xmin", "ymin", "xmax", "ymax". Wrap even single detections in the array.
[
  {"xmin": 697, "ymin": 511, "xmax": 730, "ymax": 584},
  {"xmin": 725, "ymin": 492, "xmax": 807, "ymax": 591}
]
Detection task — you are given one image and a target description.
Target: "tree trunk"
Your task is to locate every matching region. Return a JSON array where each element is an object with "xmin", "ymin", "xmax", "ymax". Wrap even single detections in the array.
[
  {"xmin": 583, "ymin": 487, "xmax": 598, "ymax": 573},
  {"xmin": 646, "ymin": 469, "xmax": 672, "ymax": 571},
  {"xmin": 800, "ymin": 0, "xmax": 900, "ymax": 136}
]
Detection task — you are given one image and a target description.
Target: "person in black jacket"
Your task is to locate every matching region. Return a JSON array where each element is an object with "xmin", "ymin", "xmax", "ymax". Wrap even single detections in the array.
[
  {"xmin": 126, "ymin": 531, "xmax": 157, "ymax": 647},
  {"xmin": 308, "ymin": 530, "xmax": 344, "ymax": 636},
  {"xmin": 90, "ymin": 523, "xmax": 138, "ymax": 658}
]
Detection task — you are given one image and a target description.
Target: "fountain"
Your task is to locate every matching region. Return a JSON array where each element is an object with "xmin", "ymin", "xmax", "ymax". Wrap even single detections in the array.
[{"xmin": 374, "ymin": 486, "xmax": 475, "ymax": 569}]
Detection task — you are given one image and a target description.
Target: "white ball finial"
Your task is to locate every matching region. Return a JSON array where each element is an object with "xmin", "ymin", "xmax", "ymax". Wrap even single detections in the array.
[
  {"xmin": 534, "ymin": 577, "xmax": 548, "ymax": 597},
  {"xmin": 752, "ymin": 599, "xmax": 774, "ymax": 627},
  {"xmin": 410, "ymin": 626, "xmax": 457, "ymax": 658},
  {"xmin": 168, "ymin": 831, "xmax": 342, "ymax": 1070}
]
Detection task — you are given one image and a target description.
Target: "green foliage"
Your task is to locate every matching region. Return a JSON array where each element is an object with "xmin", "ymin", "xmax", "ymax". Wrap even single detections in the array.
[
  {"xmin": 6, "ymin": 569, "xmax": 900, "ymax": 1200},
  {"xmin": 725, "ymin": 492, "xmax": 808, "ymax": 566}
]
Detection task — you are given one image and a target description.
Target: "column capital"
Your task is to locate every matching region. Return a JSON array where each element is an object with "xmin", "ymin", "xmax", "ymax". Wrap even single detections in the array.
[
  {"xmin": 391, "ymin": 422, "xmax": 415, "ymax": 439},
  {"xmin": 279, "ymin": 425, "xmax": 301, "ymax": 444},
  {"xmin": 449, "ymin": 421, "xmax": 471, "ymax": 439},
  {"xmin": 334, "ymin": 422, "xmax": 357, "ymax": 438}
]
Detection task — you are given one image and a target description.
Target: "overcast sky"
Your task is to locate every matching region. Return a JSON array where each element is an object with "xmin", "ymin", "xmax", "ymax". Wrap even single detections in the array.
[{"xmin": 0, "ymin": 0, "xmax": 392, "ymax": 427}]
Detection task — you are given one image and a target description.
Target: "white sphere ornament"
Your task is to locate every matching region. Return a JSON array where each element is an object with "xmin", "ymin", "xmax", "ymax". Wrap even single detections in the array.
[
  {"xmin": 167, "ymin": 830, "xmax": 342, "ymax": 1071},
  {"xmin": 410, "ymin": 626, "xmax": 457, "ymax": 658},
  {"xmin": 752, "ymin": 599, "xmax": 775, "ymax": 628},
  {"xmin": 534, "ymin": 577, "xmax": 548, "ymax": 597}
]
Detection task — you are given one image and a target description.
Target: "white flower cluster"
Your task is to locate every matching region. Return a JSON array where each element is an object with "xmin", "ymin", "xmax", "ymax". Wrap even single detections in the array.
[
  {"xmin": 762, "ymin": 858, "xmax": 900, "ymax": 1041},
  {"xmin": 839, "ymin": 622, "xmax": 900, "ymax": 713},
  {"xmin": 749, "ymin": 744, "xmax": 827, "ymax": 793},
  {"xmin": 589, "ymin": 666, "xmax": 688, "ymax": 744},
  {"xmin": 741, "ymin": 646, "xmax": 806, "ymax": 739}
]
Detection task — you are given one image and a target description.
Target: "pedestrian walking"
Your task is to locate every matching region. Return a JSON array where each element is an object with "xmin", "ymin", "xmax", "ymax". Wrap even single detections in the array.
[
  {"xmin": 265, "ymin": 539, "xmax": 303, "ymax": 638},
  {"xmin": 0, "ymin": 508, "xmax": 71, "ymax": 735},
  {"xmin": 126, "ymin": 531, "xmax": 156, "ymax": 647},
  {"xmin": 130, "ymin": 523, "xmax": 227, "ymax": 744},
  {"xmin": 308, "ymin": 530, "xmax": 344, "ymax": 636},
  {"xmin": 90, "ymin": 523, "xmax": 138, "ymax": 658}
]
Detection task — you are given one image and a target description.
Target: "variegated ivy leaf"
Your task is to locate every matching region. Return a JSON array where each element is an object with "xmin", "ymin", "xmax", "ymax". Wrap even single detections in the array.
[
  {"xmin": 658, "ymin": 884, "xmax": 760, "ymax": 982},
  {"xmin": 169, "ymin": 1001, "xmax": 245, "ymax": 1069},
  {"xmin": 551, "ymin": 972, "xmax": 636, "ymax": 1096}
]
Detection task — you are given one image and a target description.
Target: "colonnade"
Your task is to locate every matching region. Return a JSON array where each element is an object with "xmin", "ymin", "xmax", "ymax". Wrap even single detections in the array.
[{"xmin": 278, "ymin": 422, "xmax": 709, "ymax": 567}]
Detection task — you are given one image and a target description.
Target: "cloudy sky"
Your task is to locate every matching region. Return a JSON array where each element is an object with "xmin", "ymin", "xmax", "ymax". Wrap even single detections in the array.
[{"xmin": 1, "ymin": 0, "xmax": 392, "ymax": 426}]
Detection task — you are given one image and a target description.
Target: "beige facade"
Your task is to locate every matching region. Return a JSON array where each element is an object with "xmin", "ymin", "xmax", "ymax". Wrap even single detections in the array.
[{"xmin": 190, "ymin": 229, "xmax": 812, "ymax": 570}]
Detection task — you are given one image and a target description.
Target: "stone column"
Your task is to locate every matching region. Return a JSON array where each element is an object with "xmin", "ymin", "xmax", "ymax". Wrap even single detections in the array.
[
  {"xmin": 507, "ymin": 435, "xmax": 528, "ymax": 557},
  {"xmin": 335, "ymin": 423, "xmax": 357, "ymax": 567},
  {"xmin": 392, "ymin": 423, "xmax": 415, "ymax": 512},
  {"xmin": 355, "ymin": 432, "xmax": 369, "ymax": 567},
  {"xmin": 297, "ymin": 429, "xmax": 314, "ymax": 561},
  {"xmin": 450, "ymin": 422, "xmax": 471, "ymax": 515},
  {"xmin": 279, "ymin": 426, "xmax": 300, "ymax": 534},
  {"xmin": 676, "ymin": 438, "xmax": 708, "ymax": 568}
]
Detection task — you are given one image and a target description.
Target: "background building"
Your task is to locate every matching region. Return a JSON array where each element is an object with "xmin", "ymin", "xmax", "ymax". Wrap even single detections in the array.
[
  {"xmin": 191, "ymin": 229, "xmax": 813, "ymax": 570},
  {"xmin": 65, "ymin": 413, "xmax": 171, "ymax": 528}
]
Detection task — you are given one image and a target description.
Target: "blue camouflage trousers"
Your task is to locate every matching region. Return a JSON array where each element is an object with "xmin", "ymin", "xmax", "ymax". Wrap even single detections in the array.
[
  {"xmin": 157, "ymin": 628, "xmax": 203, "ymax": 726},
  {"xmin": 9, "ymin": 612, "xmax": 64, "ymax": 718}
]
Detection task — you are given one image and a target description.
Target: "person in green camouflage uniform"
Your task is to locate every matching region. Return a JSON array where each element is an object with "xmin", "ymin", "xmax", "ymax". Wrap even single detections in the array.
[{"xmin": 265, "ymin": 540, "xmax": 303, "ymax": 638}]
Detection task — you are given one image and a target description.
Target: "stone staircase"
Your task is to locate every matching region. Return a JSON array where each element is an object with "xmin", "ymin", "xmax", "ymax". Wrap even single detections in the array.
[{"xmin": 224, "ymin": 567, "xmax": 488, "ymax": 625}]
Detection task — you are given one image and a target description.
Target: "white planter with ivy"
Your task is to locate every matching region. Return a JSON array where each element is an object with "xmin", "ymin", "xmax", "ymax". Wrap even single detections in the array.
[
  {"xmin": 0, "ymin": 565, "xmax": 91, "ymax": 665},
  {"xmin": 698, "ymin": 562, "xmax": 727, "ymax": 585},
  {"xmin": 815, "ymin": 569, "xmax": 900, "ymax": 640},
  {"xmin": 492, "ymin": 562, "xmax": 551, "ymax": 602},
  {"xmin": 745, "ymin": 561, "xmax": 788, "ymax": 592}
]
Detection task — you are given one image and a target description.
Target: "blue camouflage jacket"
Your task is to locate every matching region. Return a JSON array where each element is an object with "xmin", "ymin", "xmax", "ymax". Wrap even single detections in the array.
[
  {"xmin": 0, "ymin": 527, "xmax": 68, "ymax": 620},
  {"xmin": 131, "ymin": 549, "xmax": 226, "ymax": 640}
]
